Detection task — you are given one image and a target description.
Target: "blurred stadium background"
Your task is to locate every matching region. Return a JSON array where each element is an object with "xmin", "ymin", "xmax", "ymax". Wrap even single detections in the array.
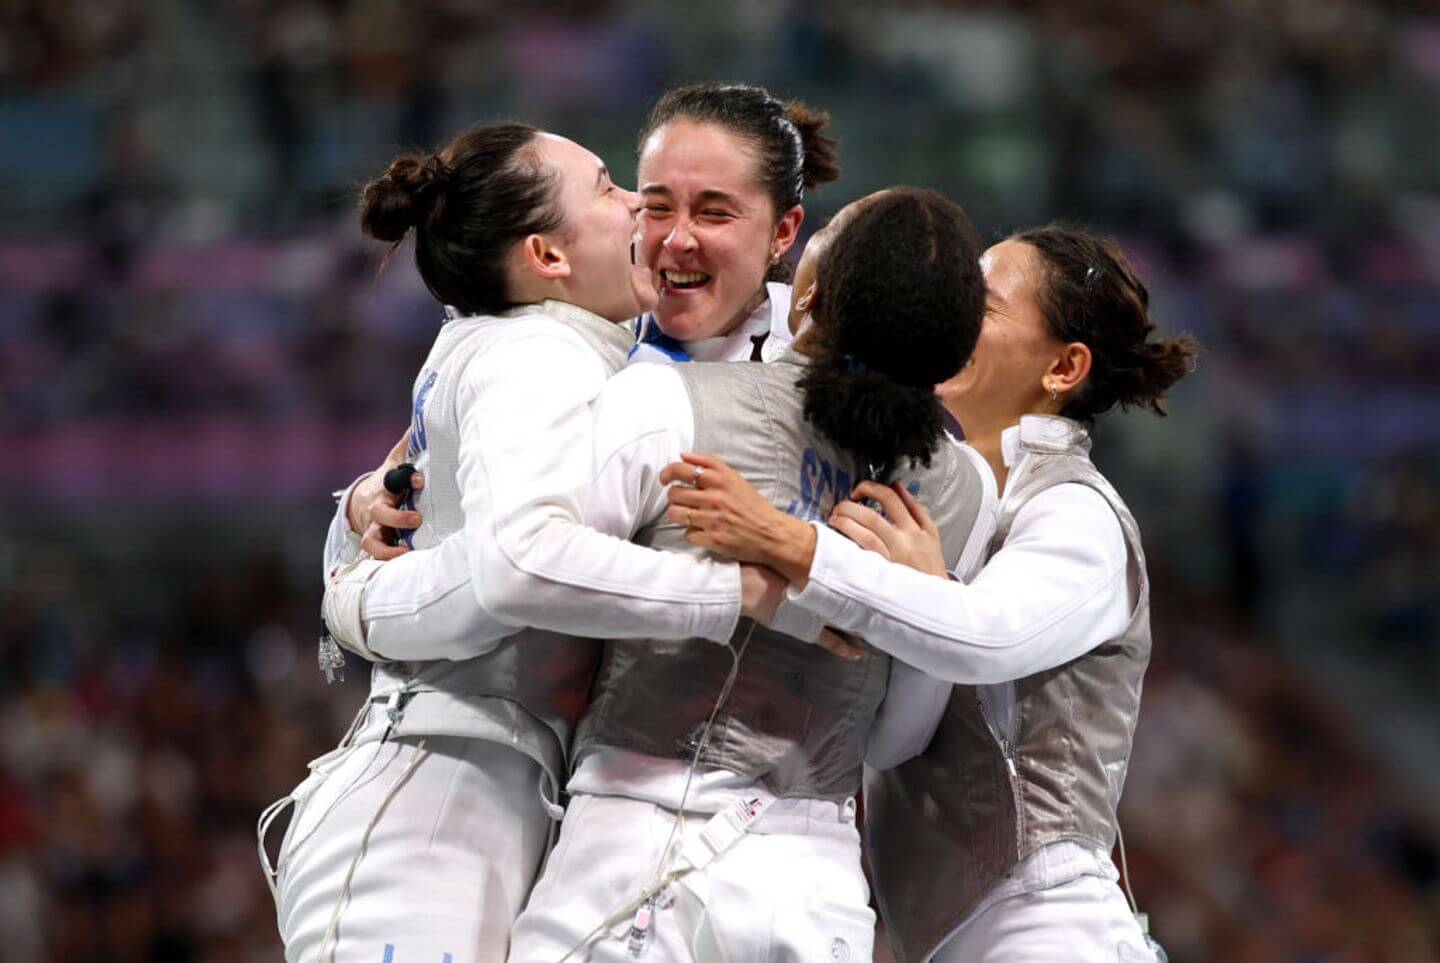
[{"xmin": 1, "ymin": 2, "xmax": 1437, "ymax": 960}]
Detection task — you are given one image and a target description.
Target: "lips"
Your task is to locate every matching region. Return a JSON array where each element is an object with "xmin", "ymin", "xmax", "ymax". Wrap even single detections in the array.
[{"xmin": 660, "ymin": 269, "xmax": 711, "ymax": 292}]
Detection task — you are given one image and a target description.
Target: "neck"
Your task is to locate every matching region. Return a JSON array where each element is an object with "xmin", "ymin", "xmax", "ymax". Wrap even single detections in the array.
[
  {"xmin": 946, "ymin": 399, "xmax": 1018, "ymax": 493},
  {"xmin": 716, "ymin": 285, "xmax": 769, "ymax": 337}
]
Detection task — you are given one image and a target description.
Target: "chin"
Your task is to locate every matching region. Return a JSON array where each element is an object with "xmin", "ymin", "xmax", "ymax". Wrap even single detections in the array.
[{"xmin": 652, "ymin": 307, "xmax": 709, "ymax": 341}]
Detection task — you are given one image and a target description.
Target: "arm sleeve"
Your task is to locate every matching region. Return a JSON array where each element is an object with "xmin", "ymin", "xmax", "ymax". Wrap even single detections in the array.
[
  {"xmin": 864, "ymin": 442, "xmax": 991, "ymax": 767},
  {"xmin": 321, "ymin": 474, "xmax": 368, "ymax": 578},
  {"xmin": 792, "ymin": 482, "xmax": 1132, "ymax": 685},
  {"xmin": 356, "ymin": 326, "xmax": 608, "ymax": 660},
  {"xmin": 473, "ymin": 362, "xmax": 741, "ymax": 642}
]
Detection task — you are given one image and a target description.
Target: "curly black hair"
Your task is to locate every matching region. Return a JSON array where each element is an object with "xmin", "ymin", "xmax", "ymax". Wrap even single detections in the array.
[{"xmin": 800, "ymin": 187, "xmax": 985, "ymax": 476}]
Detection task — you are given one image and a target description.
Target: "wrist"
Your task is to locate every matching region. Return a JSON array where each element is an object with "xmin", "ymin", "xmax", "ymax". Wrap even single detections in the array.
[
  {"xmin": 769, "ymin": 516, "xmax": 817, "ymax": 588},
  {"xmin": 345, "ymin": 472, "xmax": 377, "ymax": 534}
]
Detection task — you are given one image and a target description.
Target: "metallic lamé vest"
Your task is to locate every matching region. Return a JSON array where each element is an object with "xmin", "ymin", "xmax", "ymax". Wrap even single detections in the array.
[
  {"xmin": 363, "ymin": 300, "xmax": 635, "ymax": 810},
  {"xmin": 573, "ymin": 350, "xmax": 984, "ymax": 802},
  {"xmin": 866, "ymin": 416, "xmax": 1152, "ymax": 963}
]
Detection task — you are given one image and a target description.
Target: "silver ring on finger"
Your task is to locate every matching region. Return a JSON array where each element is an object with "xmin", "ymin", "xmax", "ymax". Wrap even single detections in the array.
[{"xmin": 692, "ymin": 466, "xmax": 704, "ymax": 487}]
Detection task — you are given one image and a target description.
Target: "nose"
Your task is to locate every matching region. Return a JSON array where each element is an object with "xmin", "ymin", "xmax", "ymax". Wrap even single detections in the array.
[
  {"xmin": 664, "ymin": 218, "xmax": 698, "ymax": 255},
  {"xmin": 621, "ymin": 188, "xmax": 642, "ymax": 215}
]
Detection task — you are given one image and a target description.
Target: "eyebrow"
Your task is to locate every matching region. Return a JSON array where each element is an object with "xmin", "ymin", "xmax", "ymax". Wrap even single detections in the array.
[{"xmin": 639, "ymin": 184, "xmax": 744, "ymax": 209}]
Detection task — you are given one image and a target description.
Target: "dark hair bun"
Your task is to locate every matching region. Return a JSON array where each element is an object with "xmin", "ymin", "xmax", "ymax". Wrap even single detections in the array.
[
  {"xmin": 360, "ymin": 152, "xmax": 450, "ymax": 244},
  {"xmin": 785, "ymin": 100, "xmax": 841, "ymax": 190},
  {"xmin": 1121, "ymin": 334, "xmax": 1201, "ymax": 416}
]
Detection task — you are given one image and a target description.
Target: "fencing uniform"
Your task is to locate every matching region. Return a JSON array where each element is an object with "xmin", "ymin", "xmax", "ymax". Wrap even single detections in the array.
[
  {"xmin": 264, "ymin": 301, "xmax": 745, "ymax": 963},
  {"xmin": 505, "ymin": 351, "xmax": 988, "ymax": 963},
  {"xmin": 778, "ymin": 414, "xmax": 1159, "ymax": 963}
]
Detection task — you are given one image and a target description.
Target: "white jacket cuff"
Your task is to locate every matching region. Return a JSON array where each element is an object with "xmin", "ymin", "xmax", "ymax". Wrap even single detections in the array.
[{"xmin": 322, "ymin": 557, "xmax": 387, "ymax": 661}]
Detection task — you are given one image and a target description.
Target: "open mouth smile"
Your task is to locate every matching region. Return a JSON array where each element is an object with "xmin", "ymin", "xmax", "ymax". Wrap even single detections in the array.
[{"xmin": 660, "ymin": 269, "xmax": 712, "ymax": 292}]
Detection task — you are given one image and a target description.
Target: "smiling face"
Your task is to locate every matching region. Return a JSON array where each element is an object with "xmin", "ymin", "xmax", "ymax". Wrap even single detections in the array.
[
  {"xmin": 531, "ymin": 133, "xmax": 656, "ymax": 322},
  {"xmin": 936, "ymin": 238, "xmax": 1058, "ymax": 427},
  {"xmin": 637, "ymin": 119, "xmax": 801, "ymax": 341}
]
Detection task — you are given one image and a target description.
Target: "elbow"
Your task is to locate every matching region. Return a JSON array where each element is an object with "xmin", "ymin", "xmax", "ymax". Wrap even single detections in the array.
[{"xmin": 925, "ymin": 636, "xmax": 1037, "ymax": 687}]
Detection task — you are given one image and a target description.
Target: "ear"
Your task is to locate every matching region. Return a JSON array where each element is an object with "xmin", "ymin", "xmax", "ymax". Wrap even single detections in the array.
[
  {"xmin": 518, "ymin": 233, "xmax": 571, "ymax": 282},
  {"xmin": 1045, "ymin": 341, "xmax": 1092, "ymax": 399},
  {"xmin": 793, "ymin": 280, "xmax": 818, "ymax": 315},
  {"xmin": 771, "ymin": 205, "xmax": 804, "ymax": 261}
]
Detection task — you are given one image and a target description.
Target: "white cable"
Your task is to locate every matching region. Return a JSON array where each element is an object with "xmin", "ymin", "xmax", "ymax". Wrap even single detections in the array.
[
  {"xmin": 314, "ymin": 738, "xmax": 430, "ymax": 963},
  {"xmin": 1115, "ymin": 821, "xmax": 1140, "ymax": 917},
  {"xmin": 556, "ymin": 621, "xmax": 758, "ymax": 963}
]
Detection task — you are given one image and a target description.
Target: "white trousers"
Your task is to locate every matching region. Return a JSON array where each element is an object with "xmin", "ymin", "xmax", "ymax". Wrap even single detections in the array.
[
  {"xmin": 267, "ymin": 733, "xmax": 550, "ymax": 963},
  {"xmin": 930, "ymin": 859, "xmax": 1158, "ymax": 963},
  {"xmin": 508, "ymin": 793, "xmax": 875, "ymax": 963}
]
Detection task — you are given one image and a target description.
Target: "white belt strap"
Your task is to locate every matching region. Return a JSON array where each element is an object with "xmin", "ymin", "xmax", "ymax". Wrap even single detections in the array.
[{"xmin": 677, "ymin": 796, "xmax": 773, "ymax": 873}]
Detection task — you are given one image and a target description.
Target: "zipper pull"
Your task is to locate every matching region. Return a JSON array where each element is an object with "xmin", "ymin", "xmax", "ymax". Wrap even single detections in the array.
[
  {"xmin": 999, "ymin": 739, "xmax": 1018, "ymax": 778},
  {"xmin": 381, "ymin": 689, "xmax": 413, "ymax": 743},
  {"xmin": 317, "ymin": 623, "xmax": 345, "ymax": 685}
]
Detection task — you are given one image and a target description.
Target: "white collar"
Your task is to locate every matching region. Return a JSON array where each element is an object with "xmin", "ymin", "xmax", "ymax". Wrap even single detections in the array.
[
  {"xmin": 685, "ymin": 282, "xmax": 793, "ymax": 362},
  {"xmin": 1001, "ymin": 414, "xmax": 1093, "ymax": 468}
]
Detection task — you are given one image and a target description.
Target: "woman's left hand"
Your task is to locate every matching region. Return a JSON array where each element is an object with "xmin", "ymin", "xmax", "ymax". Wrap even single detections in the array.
[
  {"xmin": 660, "ymin": 453, "xmax": 817, "ymax": 583},
  {"xmin": 829, "ymin": 481, "xmax": 949, "ymax": 578}
]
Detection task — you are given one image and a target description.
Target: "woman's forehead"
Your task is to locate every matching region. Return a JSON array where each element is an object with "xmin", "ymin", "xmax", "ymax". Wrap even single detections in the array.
[
  {"xmin": 982, "ymin": 240, "xmax": 1036, "ymax": 299},
  {"xmin": 638, "ymin": 119, "xmax": 763, "ymax": 197}
]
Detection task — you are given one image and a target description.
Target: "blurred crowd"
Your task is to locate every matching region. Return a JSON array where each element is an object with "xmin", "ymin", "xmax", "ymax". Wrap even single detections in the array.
[
  {"xmin": 1, "ymin": 1, "xmax": 1437, "ymax": 961},
  {"xmin": 2, "ymin": 546, "xmax": 1435, "ymax": 962}
]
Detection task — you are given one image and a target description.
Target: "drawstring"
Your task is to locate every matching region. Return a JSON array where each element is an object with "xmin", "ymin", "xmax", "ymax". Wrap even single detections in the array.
[{"xmin": 315, "ymin": 739, "xmax": 430, "ymax": 963}]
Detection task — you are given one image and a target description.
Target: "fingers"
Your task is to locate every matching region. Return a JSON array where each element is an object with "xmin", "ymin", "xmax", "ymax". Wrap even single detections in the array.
[
  {"xmin": 371, "ymin": 502, "xmax": 423, "ymax": 530},
  {"xmin": 659, "ymin": 461, "xmax": 695, "ymax": 487},
  {"xmin": 665, "ymin": 485, "xmax": 710, "ymax": 510},
  {"xmin": 814, "ymin": 628, "xmax": 864, "ymax": 662},
  {"xmin": 679, "ymin": 452, "xmax": 726, "ymax": 470},
  {"xmin": 666, "ymin": 504, "xmax": 707, "ymax": 528},
  {"xmin": 828, "ymin": 514, "xmax": 892, "ymax": 560},
  {"xmin": 829, "ymin": 499, "xmax": 896, "ymax": 547},
  {"xmin": 852, "ymin": 481, "xmax": 917, "ymax": 531},
  {"xmin": 892, "ymin": 481, "xmax": 937, "ymax": 535},
  {"xmin": 361, "ymin": 524, "xmax": 410, "ymax": 560}
]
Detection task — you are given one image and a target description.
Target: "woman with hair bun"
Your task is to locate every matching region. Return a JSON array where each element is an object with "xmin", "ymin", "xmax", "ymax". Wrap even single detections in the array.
[
  {"xmin": 504, "ymin": 186, "xmax": 988, "ymax": 963},
  {"xmin": 283, "ymin": 81, "xmax": 849, "ymax": 963},
  {"xmin": 669, "ymin": 225, "xmax": 1198, "ymax": 963},
  {"xmin": 264, "ymin": 121, "xmax": 784, "ymax": 963},
  {"xmin": 328, "ymin": 81, "xmax": 843, "ymax": 667}
]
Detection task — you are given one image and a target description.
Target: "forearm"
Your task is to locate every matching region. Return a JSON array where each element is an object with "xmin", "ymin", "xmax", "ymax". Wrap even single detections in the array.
[
  {"xmin": 789, "ymin": 522, "xmax": 1126, "ymax": 685},
  {"xmin": 865, "ymin": 659, "xmax": 952, "ymax": 769},
  {"xmin": 478, "ymin": 503, "xmax": 742, "ymax": 643},
  {"xmin": 361, "ymin": 535, "xmax": 522, "ymax": 660}
]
